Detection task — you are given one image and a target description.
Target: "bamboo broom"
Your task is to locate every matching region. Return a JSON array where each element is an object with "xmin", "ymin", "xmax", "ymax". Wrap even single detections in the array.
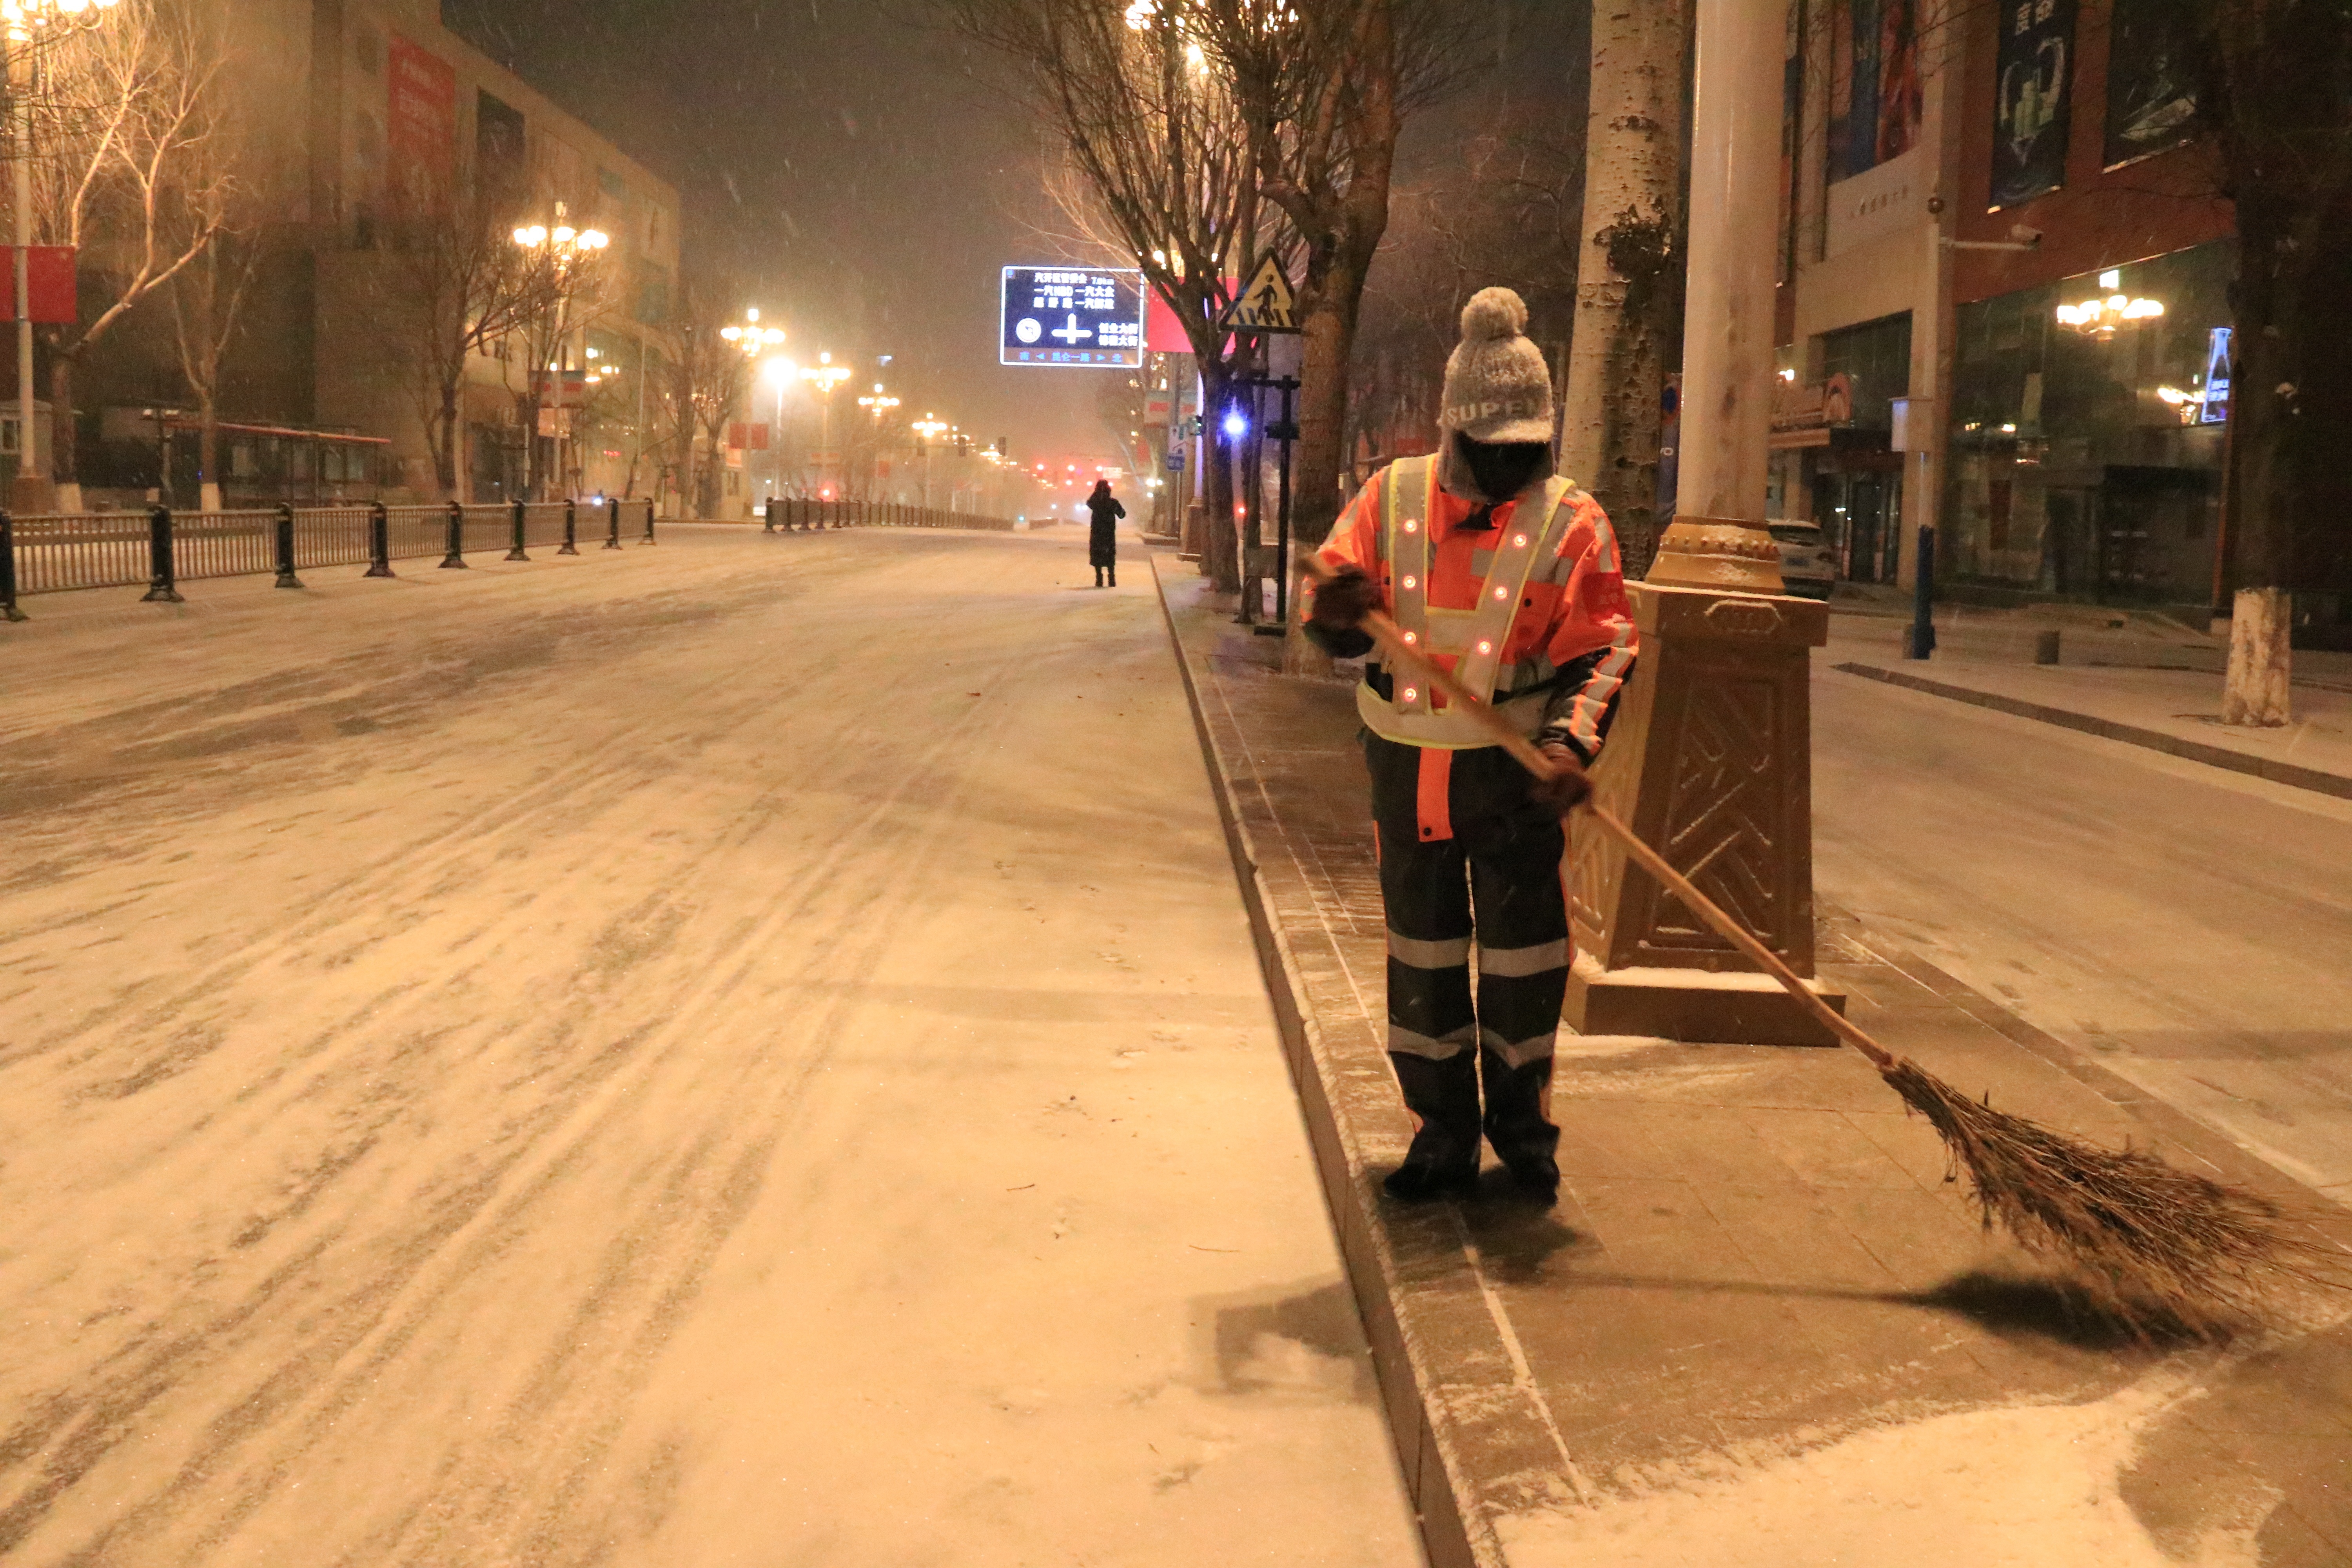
[{"xmin": 1298, "ymin": 554, "xmax": 2347, "ymax": 1331}]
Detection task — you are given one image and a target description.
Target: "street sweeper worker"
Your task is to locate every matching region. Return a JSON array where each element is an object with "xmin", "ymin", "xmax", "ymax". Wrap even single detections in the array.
[{"xmin": 1301, "ymin": 286, "xmax": 1638, "ymax": 1205}]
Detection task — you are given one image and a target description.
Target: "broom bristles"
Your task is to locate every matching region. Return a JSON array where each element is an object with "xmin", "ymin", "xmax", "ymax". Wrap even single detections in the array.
[{"xmin": 1881, "ymin": 1058, "xmax": 2352, "ymax": 1336}]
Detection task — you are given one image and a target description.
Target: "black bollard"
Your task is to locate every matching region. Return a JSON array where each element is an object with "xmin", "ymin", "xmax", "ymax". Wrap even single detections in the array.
[
  {"xmin": 440, "ymin": 500, "xmax": 468, "ymax": 568},
  {"xmin": 506, "ymin": 498, "xmax": 529, "ymax": 561},
  {"xmin": 0, "ymin": 509, "xmax": 25, "ymax": 622},
  {"xmin": 364, "ymin": 501, "xmax": 394, "ymax": 578},
  {"xmin": 142, "ymin": 505, "xmax": 184, "ymax": 603},
  {"xmin": 1905, "ymin": 526, "xmax": 1936, "ymax": 660},
  {"xmin": 641, "ymin": 498, "xmax": 655, "ymax": 544},
  {"xmin": 273, "ymin": 503, "xmax": 303, "ymax": 588},
  {"xmin": 606, "ymin": 497, "xmax": 622, "ymax": 550},
  {"xmin": 559, "ymin": 500, "xmax": 579, "ymax": 555}
]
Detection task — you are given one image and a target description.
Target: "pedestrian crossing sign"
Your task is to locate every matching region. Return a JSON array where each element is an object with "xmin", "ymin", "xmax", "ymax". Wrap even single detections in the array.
[{"xmin": 1219, "ymin": 254, "xmax": 1299, "ymax": 334}]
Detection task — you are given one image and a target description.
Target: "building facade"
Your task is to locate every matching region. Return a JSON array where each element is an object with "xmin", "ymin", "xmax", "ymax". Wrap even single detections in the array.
[
  {"xmin": 67, "ymin": 0, "xmax": 684, "ymax": 509},
  {"xmin": 1769, "ymin": 0, "xmax": 2312, "ymax": 635},
  {"xmin": 309, "ymin": 0, "xmax": 682, "ymax": 504}
]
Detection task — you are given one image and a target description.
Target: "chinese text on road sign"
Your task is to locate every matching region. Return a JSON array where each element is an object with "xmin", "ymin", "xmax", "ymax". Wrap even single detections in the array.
[{"xmin": 1000, "ymin": 266, "xmax": 1147, "ymax": 368}]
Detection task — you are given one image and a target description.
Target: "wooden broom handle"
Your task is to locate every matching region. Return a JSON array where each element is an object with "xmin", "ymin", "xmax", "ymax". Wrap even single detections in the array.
[{"xmin": 1297, "ymin": 554, "xmax": 1894, "ymax": 1070}]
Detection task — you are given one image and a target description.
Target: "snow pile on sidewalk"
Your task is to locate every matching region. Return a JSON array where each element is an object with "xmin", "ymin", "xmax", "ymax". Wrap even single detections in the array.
[{"xmin": 1495, "ymin": 1370, "xmax": 2265, "ymax": 1568}]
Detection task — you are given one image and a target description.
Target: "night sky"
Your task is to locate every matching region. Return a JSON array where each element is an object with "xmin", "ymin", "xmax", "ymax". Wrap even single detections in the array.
[{"xmin": 440, "ymin": 0, "xmax": 1583, "ymax": 475}]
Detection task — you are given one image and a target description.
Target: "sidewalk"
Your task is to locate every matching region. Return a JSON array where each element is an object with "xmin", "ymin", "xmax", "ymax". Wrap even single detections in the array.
[
  {"xmin": 1151, "ymin": 547, "xmax": 2352, "ymax": 1568},
  {"xmin": 1828, "ymin": 628, "xmax": 2352, "ymax": 800}
]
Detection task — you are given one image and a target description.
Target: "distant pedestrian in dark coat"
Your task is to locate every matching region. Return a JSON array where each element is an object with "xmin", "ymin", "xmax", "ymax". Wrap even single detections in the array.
[{"xmin": 1087, "ymin": 480, "xmax": 1125, "ymax": 587}]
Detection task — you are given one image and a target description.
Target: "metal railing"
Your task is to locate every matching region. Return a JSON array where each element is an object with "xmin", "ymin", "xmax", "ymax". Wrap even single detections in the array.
[
  {"xmin": 757, "ymin": 497, "xmax": 1051, "ymax": 534},
  {"xmin": 0, "ymin": 497, "xmax": 659, "ymax": 619}
]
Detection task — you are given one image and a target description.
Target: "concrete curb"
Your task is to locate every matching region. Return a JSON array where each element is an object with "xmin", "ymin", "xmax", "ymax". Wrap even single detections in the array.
[
  {"xmin": 1833, "ymin": 659, "xmax": 2352, "ymax": 801},
  {"xmin": 1153, "ymin": 558, "xmax": 2351, "ymax": 1566},
  {"xmin": 1147, "ymin": 550, "xmax": 1528, "ymax": 1568}
]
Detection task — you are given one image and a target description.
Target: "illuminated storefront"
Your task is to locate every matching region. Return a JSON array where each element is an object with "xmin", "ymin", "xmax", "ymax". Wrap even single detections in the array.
[{"xmin": 1944, "ymin": 243, "xmax": 2232, "ymax": 611}]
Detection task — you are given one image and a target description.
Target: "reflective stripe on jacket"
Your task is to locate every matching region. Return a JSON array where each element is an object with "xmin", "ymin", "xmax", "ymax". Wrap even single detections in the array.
[{"xmin": 1305, "ymin": 454, "xmax": 1639, "ymax": 759}]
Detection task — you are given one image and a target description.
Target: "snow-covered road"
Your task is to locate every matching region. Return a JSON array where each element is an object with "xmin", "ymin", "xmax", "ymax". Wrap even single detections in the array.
[
  {"xmin": 0, "ymin": 528, "xmax": 1423, "ymax": 1566},
  {"xmin": 1815, "ymin": 651, "xmax": 2352, "ymax": 1208}
]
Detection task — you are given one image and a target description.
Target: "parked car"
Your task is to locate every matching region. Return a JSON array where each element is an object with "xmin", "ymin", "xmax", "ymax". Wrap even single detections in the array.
[{"xmin": 1768, "ymin": 518, "xmax": 1838, "ymax": 600}]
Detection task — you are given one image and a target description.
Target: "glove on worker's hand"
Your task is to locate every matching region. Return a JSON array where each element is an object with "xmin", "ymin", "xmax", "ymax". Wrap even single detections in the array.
[
  {"xmin": 1307, "ymin": 563, "xmax": 1379, "ymax": 633},
  {"xmin": 1528, "ymin": 742, "xmax": 1592, "ymax": 816}
]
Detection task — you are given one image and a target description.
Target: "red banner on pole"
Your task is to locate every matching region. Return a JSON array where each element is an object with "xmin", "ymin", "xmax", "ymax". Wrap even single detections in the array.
[{"xmin": 0, "ymin": 248, "xmax": 76, "ymax": 323}]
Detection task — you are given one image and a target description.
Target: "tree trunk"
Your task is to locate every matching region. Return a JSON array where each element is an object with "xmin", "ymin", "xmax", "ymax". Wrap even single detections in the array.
[
  {"xmin": 1281, "ymin": 272, "xmax": 1363, "ymax": 676},
  {"xmin": 198, "ymin": 391, "xmax": 220, "ymax": 512},
  {"xmin": 1200, "ymin": 358, "xmax": 1241, "ymax": 592},
  {"xmin": 2221, "ymin": 270, "xmax": 2294, "ymax": 725},
  {"xmin": 46, "ymin": 352, "xmax": 76, "ymax": 492},
  {"xmin": 1560, "ymin": 0, "xmax": 1688, "ymax": 581},
  {"xmin": 435, "ymin": 381, "xmax": 462, "ymax": 501}
]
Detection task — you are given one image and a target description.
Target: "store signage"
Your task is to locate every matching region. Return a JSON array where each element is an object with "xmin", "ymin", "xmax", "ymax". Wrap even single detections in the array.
[
  {"xmin": 1000, "ymin": 266, "xmax": 1146, "ymax": 368},
  {"xmin": 1990, "ymin": 0, "xmax": 2075, "ymax": 209},
  {"xmin": 2198, "ymin": 327, "xmax": 2231, "ymax": 426},
  {"xmin": 1769, "ymin": 372, "xmax": 1853, "ymax": 447}
]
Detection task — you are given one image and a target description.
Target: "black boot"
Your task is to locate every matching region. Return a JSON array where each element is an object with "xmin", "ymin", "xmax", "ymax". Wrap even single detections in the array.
[
  {"xmin": 1107, "ymin": 566, "xmax": 1117, "ymax": 587},
  {"xmin": 1383, "ymin": 1050, "xmax": 1482, "ymax": 1201},
  {"xmin": 1094, "ymin": 567, "xmax": 1104, "ymax": 587},
  {"xmin": 1481, "ymin": 1047, "xmax": 1561, "ymax": 1203}
]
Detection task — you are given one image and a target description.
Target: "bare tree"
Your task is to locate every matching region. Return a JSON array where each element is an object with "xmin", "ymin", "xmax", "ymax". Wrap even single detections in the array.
[
  {"xmin": 382, "ymin": 180, "xmax": 556, "ymax": 501},
  {"xmin": 502, "ymin": 240, "xmax": 612, "ymax": 501},
  {"xmin": 1194, "ymin": 2, "xmax": 1475, "ymax": 554},
  {"xmin": 163, "ymin": 225, "xmax": 262, "ymax": 509},
  {"xmin": 20, "ymin": 0, "xmax": 232, "ymax": 506},
  {"xmin": 1557, "ymin": 0, "xmax": 1688, "ymax": 579},
  {"xmin": 645, "ymin": 278, "xmax": 752, "ymax": 519},
  {"xmin": 940, "ymin": 0, "xmax": 1263, "ymax": 592},
  {"xmin": 158, "ymin": 17, "xmax": 277, "ymax": 512}
]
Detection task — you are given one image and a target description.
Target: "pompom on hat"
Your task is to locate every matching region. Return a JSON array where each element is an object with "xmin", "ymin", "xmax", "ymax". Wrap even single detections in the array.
[{"xmin": 1436, "ymin": 286, "xmax": 1555, "ymax": 446}]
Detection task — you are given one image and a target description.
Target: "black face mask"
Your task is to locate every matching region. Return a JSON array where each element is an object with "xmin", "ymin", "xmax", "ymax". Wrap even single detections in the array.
[{"xmin": 1456, "ymin": 435, "xmax": 1552, "ymax": 506}]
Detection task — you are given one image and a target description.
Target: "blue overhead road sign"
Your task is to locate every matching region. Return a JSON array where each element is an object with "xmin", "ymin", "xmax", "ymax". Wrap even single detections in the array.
[{"xmin": 1000, "ymin": 266, "xmax": 1146, "ymax": 368}]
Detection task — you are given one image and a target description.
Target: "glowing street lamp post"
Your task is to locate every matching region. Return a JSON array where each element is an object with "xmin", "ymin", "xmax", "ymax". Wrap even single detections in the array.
[
  {"xmin": 719, "ymin": 309, "xmax": 786, "ymax": 509},
  {"xmin": 911, "ymin": 414, "xmax": 948, "ymax": 509},
  {"xmin": 9, "ymin": 0, "xmax": 121, "ymax": 510},
  {"xmin": 857, "ymin": 383, "xmax": 898, "ymax": 499},
  {"xmin": 512, "ymin": 207, "xmax": 610, "ymax": 500},
  {"xmin": 800, "ymin": 352, "xmax": 851, "ymax": 496},
  {"xmin": 758, "ymin": 356, "xmax": 796, "ymax": 500}
]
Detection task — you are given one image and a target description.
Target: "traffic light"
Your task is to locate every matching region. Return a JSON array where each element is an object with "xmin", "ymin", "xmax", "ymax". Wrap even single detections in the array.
[{"xmin": 995, "ymin": 436, "xmax": 1008, "ymax": 459}]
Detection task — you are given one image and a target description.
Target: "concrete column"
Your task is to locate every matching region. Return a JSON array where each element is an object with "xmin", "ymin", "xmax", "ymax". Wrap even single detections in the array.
[
  {"xmin": 1646, "ymin": 0, "xmax": 1787, "ymax": 592},
  {"xmin": 1677, "ymin": 0, "xmax": 1782, "ymax": 524},
  {"xmin": 1565, "ymin": 0, "xmax": 1846, "ymax": 1045}
]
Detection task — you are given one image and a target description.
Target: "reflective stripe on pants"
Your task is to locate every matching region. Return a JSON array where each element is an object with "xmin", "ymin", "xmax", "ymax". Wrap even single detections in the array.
[{"xmin": 1367, "ymin": 732, "xmax": 1568, "ymax": 1172}]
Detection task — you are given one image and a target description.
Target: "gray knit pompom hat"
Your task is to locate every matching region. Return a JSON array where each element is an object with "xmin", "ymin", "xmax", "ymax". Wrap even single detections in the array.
[{"xmin": 1436, "ymin": 287, "xmax": 1555, "ymax": 445}]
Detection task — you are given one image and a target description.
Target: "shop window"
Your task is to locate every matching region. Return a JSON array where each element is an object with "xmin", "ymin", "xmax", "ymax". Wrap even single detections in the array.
[
  {"xmin": 1947, "ymin": 240, "xmax": 2231, "ymax": 604},
  {"xmin": 1821, "ymin": 312, "xmax": 1913, "ymax": 428}
]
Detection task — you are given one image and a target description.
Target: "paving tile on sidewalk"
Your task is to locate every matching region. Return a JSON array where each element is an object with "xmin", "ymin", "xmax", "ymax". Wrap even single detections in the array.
[{"xmin": 1151, "ymin": 550, "xmax": 2352, "ymax": 1568}]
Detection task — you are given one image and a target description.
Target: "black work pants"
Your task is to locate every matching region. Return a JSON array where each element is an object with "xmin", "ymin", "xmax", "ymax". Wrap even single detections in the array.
[{"xmin": 1366, "ymin": 733, "xmax": 1568, "ymax": 1176}]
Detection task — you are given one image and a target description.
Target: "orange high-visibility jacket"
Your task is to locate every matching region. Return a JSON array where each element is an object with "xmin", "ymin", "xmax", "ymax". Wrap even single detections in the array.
[{"xmin": 1306, "ymin": 453, "xmax": 1639, "ymax": 764}]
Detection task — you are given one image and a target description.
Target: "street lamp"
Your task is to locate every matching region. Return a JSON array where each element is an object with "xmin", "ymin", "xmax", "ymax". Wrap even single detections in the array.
[
  {"xmin": 759, "ymin": 354, "xmax": 796, "ymax": 497},
  {"xmin": 856, "ymin": 383, "xmax": 899, "ymax": 501},
  {"xmin": 912, "ymin": 412, "xmax": 948, "ymax": 508},
  {"xmin": 800, "ymin": 352, "xmax": 851, "ymax": 494},
  {"xmin": 9, "ymin": 0, "xmax": 120, "ymax": 509},
  {"xmin": 721, "ymin": 306, "xmax": 787, "ymax": 357},
  {"xmin": 512, "ymin": 205, "xmax": 610, "ymax": 499}
]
